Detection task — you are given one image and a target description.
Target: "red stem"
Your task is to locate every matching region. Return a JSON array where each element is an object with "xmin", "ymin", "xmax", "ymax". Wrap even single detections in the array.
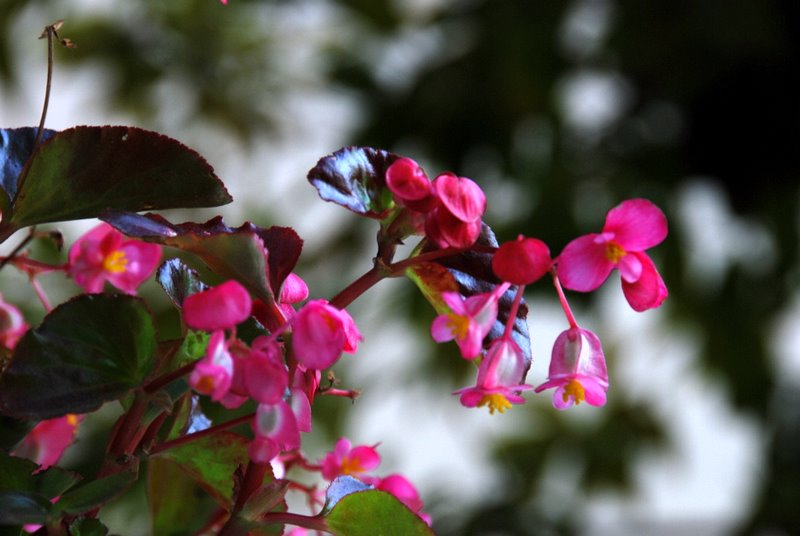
[
  {"xmin": 503, "ymin": 284, "xmax": 526, "ymax": 336},
  {"xmin": 148, "ymin": 412, "xmax": 254, "ymax": 456},
  {"xmin": 144, "ymin": 361, "xmax": 196, "ymax": 394},
  {"xmin": 260, "ymin": 512, "xmax": 328, "ymax": 532},
  {"xmin": 551, "ymin": 271, "xmax": 579, "ymax": 329}
]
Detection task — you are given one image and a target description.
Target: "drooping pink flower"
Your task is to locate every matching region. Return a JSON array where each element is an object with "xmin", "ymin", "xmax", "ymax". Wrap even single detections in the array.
[
  {"xmin": 242, "ymin": 336, "xmax": 288, "ymax": 405},
  {"xmin": 249, "ymin": 400, "xmax": 301, "ymax": 463},
  {"xmin": 534, "ymin": 327, "xmax": 608, "ymax": 410},
  {"xmin": 430, "ymin": 284, "xmax": 508, "ymax": 359},
  {"xmin": 455, "ymin": 337, "xmax": 532, "ymax": 414},
  {"xmin": 556, "ymin": 198, "xmax": 668, "ymax": 311},
  {"xmin": 371, "ymin": 474, "xmax": 430, "ymax": 525},
  {"xmin": 424, "ymin": 173, "xmax": 487, "ymax": 249},
  {"xmin": 291, "ymin": 299, "xmax": 362, "ymax": 370},
  {"xmin": 321, "ymin": 438, "xmax": 381, "ymax": 481},
  {"xmin": 68, "ymin": 223, "xmax": 161, "ymax": 294},
  {"xmin": 12, "ymin": 414, "xmax": 83, "ymax": 470},
  {"xmin": 0, "ymin": 293, "xmax": 28, "ymax": 350},
  {"xmin": 492, "ymin": 235, "xmax": 552, "ymax": 285},
  {"xmin": 183, "ymin": 280, "xmax": 252, "ymax": 331},
  {"xmin": 189, "ymin": 330, "xmax": 234, "ymax": 402}
]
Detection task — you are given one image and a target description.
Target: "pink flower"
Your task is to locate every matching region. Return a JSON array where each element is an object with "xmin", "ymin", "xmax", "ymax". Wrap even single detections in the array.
[
  {"xmin": 0, "ymin": 293, "xmax": 28, "ymax": 350},
  {"xmin": 534, "ymin": 327, "xmax": 608, "ymax": 409},
  {"xmin": 189, "ymin": 330, "xmax": 234, "ymax": 402},
  {"xmin": 385, "ymin": 157, "xmax": 436, "ymax": 212},
  {"xmin": 291, "ymin": 300, "xmax": 362, "ymax": 370},
  {"xmin": 556, "ymin": 198, "xmax": 668, "ymax": 311},
  {"xmin": 321, "ymin": 438, "xmax": 381, "ymax": 481},
  {"xmin": 430, "ymin": 284, "xmax": 507, "ymax": 359},
  {"xmin": 68, "ymin": 223, "xmax": 161, "ymax": 294},
  {"xmin": 12, "ymin": 414, "xmax": 83, "ymax": 470},
  {"xmin": 492, "ymin": 235, "xmax": 552, "ymax": 285},
  {"xmin": 455, "ymin": 337, "xmax": 532, "ymax": 414},
  {"xmin": 242, "ymin": 336, "xmax": 288, "ymax": 405},
  {"xmin": 249, "ymin": 399, "xmax": 301, "ymax": 463},
  {"xmin": 183, "ymin": 280, "xmax": 252, "ymax": 331},
  {"xmin": 423, "ymin": 172, "xmax": 487, "ymax": 249},
  {"xmin": 371, "ymin": 474, "xmax": 430, "ymax": 524},
  {"xmin": 277, "ymin": 272, "xmax": 309, "ymax": 320}
]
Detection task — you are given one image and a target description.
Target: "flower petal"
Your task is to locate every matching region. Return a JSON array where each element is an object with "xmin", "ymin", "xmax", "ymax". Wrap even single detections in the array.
[
  {"xmin": 603, "ymin": 198, "xmax": 667, "ymax": 251},
  {"xmin": 621, "ymin": 251, "xmax": 668, "ymax": 311},
  {"xmin": 557, "ymin": 234, "xmax": 615, "ymax": 292}
]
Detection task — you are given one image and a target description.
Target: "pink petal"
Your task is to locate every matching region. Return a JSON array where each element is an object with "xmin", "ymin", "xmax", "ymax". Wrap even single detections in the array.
[
  {"xmin": 253, "ymin": 401, "xmax": 300, "ymax": 451},
  {"xmin": 603, "ymin": 198, "xmax": 667, "ymax": 251},
  {"xmin": 106, "ymin": 240, "xmax": 162, "ymax": 294},
  {"xmin": 183, "ymin": 280, "xmax": 253, "ymax": 331},
  {"xmin": 581, "ymin": 377, "xmax": 608, "ymax": 407},
  {"xmin": 492, "ymin": 236, "xmax": 551, "ymax": 285},
  {"xmin": 291, "ymin": 300, "xmax": 346, "ymax": 370},
  {"xmin": 621, "ymin": 251, "xmax": 668, "ymax": 311},
  {"xmin": 244, "ymin": 348, "xmax": 288, "ymax": 405},
  {"xmin": 290, "ymin": 389, "xmax": 312, "ymax": 433},
  {"xmin": 430, "ymin": 315, "xmax": 456, "ymax": 343},
  {"xmin": 279, "ymin": 273, "xmax": 309, "ymax": 304},
  {"xmin": 617, "ymin": 251, "xmax": 643, "ymax": 283},
  {"xmin": 432, "ymin": 173, "xmax": 486, "ymax": 223},
  {"xmin": 557, "ymin": 234, "xmax": 615, "ymax": 292}
]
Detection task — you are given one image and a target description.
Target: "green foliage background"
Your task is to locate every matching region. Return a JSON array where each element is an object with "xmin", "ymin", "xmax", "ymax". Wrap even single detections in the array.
[{"xmin": 2, "ymin": 0, "xmax": 799, "ymax": 534}]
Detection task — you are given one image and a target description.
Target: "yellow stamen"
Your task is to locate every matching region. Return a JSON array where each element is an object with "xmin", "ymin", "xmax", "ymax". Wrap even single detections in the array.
[
  {"xmin": 478, "ymin": 393, "xmax": 513, "ymax": 415},
  {"xmin": 195, "ymin": 375, "xmax": 215, "ymax": 395},
  {"xmin": 103, "ymin": 250, "xmax": 128, "ymax": 273},
  {"xmin": 562, "ymin": 379, "xmax": 586, "ymax": 405},
  {"xmin": 446, "ymin": 314, "xmax": 470, "ymax": 340},
  {"xmin": 605, "ymin": 242, "xmax": 626, "ymax": 264},
  {"xmin": 340, "ymin": 456, "xmax": 364, "ymax": 476},
  {"xmin": 66, "ymin": 414, "xmax": 79, "ymax": 426}
]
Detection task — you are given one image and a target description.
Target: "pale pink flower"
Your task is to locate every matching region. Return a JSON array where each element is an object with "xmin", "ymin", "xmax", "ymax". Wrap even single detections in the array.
[
  {"xmin": 0, "ymin": 293, "xmax": 28, "ymax": 350},
  {"xmin": 321, "ymin": 438, "xmax": 381, "ymax": 481},
  {"xmin": 455, "ymin": 337, "xmax": 532, "ymax": 414},
  {"xmin": 12, "ymin": 414, "xmax": 83, "ymax": 470},
  {"xmin": 249, "ymin": 400, "xmax": 301, "ymax": 463},
  {"xmin": 183, "ymin": 280, "xmax": 252, "ymax": 331},
  {"xmin": 68, "ymin": 223, "xmax": 161, "ymax": 294},
  {"xmin": 430, "ymin": 285, "xmax": 507, "ymax": 359},
  {"xmin": 189, "ymin": 330, "xmax": 234, "ymax": 402},
  {"xmin": 535, "ymin": 327, "xmax": 609, "ymax": 409},
  {"xmin": 556, "ymin": 198, "xmax": 668, "ymax": 311}
]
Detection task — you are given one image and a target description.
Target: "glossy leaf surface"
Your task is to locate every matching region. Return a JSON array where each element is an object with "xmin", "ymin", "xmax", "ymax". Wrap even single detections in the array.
[
  {"xmin": 307, "ymin": 146, "xmax": 398, "ymax": 219},
  {"xmin": 0, "ymin": 295, "xmax": 157, "ymax": 419},
  {"xmin": 6, "ymin": 126, "xmax": 231, "ymax": 232},
  {"xmin": 325, "ymin": 489, "xmax": 434, "ymax": 536}
]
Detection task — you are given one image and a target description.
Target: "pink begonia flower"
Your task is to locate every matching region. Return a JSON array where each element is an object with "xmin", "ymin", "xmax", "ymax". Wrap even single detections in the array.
[
  {"xmin": 249, "ymin": 399, "xmax": 301, "ymax": 463},
  {"xmin": 321, "ymin": 438, "xmax": 381, "ymax": 481},
  {"xmin": 0, "ymin": 293, "xmax": 28, "ymax": 350},
  {"xmin": 492, "ymin": 235, "xmax": 552, "ymax": 286},
  {"xmin": 277, "ymin": 272, "xmax": 309, "ymax": 320},
  {"xmin": 189, "ymin": 330, "xmax": 234, "ymax": 402},
  {"xmin": 534, "ymin": 327, "xmax": 609, "ymax": 410},
  {"xmin": 424, "ymin": 172, "xmax": 486, "ymax": 248},
  {"xmin": 289, "ymin": 388, "xmax": 312, "ymax": 433},
  {"xmin": 291, "ymin": 299, "xmax": 362, "ymax": 370},
  {"xmin": 68, "ymin": 223, "xmax": 161, "ymax": 294},
  {"xmin": 183, "ymin": 280, "xmax": 252, "ymax": 331},
  {"xmin": 556, "ymin": 198, "xmax": 668, "ymax": 311},
  {"xmin": 242, "ymin": 337, "xmax": 288, "ymax": 405},
  {"xmin": 430, "ymin": 284, "xmax": 508, "ymax": 359},
  {"xmin": 12, "ymin": 414, "xmax": 83, "ymax": 470},
  {"xmin": 371, "ymin": 474, "xmax": 430, "ymax": 525},
  {"xmin": 455, "ymin": 337, "xmax": 532, "ymax": 414}
]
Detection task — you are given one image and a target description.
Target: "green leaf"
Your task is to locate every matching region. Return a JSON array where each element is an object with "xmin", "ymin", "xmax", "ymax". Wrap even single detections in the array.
[
  {"xmin": 147, "ymin": 457, "xmax": 210, "ymax": 535},
  {"xmin": 324, "ymin": 490, "xmax": 434, "ymax": 536},
  {"xmin": 0, "ymin": 451, "xmax": 82, "ymax": 498},
  {"xmin": 0, "ymin": 491, "xmax": 51, "ymax": 525},
  {"xmin": 0, "ymin": 294, "xmax": 157, "ymax": 419},
  {"xmin": 307, "ymin": 146, "xmax": 399, "ymax": 219},
  {"xmin": 0, "ymin": 416, "xmax": 35, "ymax": 451},
  {"xmin": 156, "ymin": 259, "xmax": 209, "ymax": 308},
  {"xmin": 56, "ymin": 468, "xmax": 138, "ymax": 515},
  {"xmin": 6, "ymin": 126, "xmax": 231, "ymax": 231},
  {"xmin": 67, "ymin": 518, "xmax": 109, "ymax": 536},
  {"xmin": 154, "ymin": 432, "xmax": 251, "ymax": 508},
  {"xmin": 0, "ymin": 127, "xmax": 57, "ymax": 215}
]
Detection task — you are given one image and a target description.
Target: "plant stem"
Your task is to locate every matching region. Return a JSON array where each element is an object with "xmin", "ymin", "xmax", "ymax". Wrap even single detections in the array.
[
  {"xmin": 32, "ymin": 24, "xmax": 56, "ymax": 151},
  {"xmin": 260, "ymin": 512, "xmax": 328, "ymax": 532},
  {"xmin": 551, "ymin": 270, "xmax": 579, "ymax": 329},
  {"xmin": 329, "ymin": 265, "xmax": 385, "ymax": 309},
  {"xmin": 143, "ymin": 361, "xmax": 195, "ymax": 394},
  {"xmin": 148, "ymin": 412, "xmax": 254, "ymax": 456},
  {"xmin": 504, "ymin": 284, "xmax": 526, "ymax": 336}
]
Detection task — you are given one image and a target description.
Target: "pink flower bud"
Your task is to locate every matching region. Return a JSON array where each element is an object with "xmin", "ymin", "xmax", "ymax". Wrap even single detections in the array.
[
  {"xmin": 492, "ymin": 235, "xmax": 552, "ymax": 285},
  {"xmin": 425, "ymin": 208, "xmax": 482, "ymax": 249},
  {"xmin": 12, "ymin": 414, "xmax": 83, "ymax": 470},
  {"xmin": 292, "ymin": 300, "xmax": 360, "ymax": 370},
  {"xmin": 183, "ymin": 280, "xmax": 252, "ymax": 331},
  {"xmin": 431, "ymin": 173, "xmax": 486, "ymax": 223},
  {"xmin": 385, "ymin": 157, "xmax": 436, "ymax": 212}
]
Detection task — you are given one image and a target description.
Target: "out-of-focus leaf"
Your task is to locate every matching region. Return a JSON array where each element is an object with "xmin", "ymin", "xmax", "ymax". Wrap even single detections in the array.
[
  {"xmin": 102, "ymin": 213, "xmax": 302, "ymax": 306},
  {"xmin": 0, "ymin": 451, "xmax": 82, "ymax": 498},
  {"xmin": 154, "ymin": 432, "xmax": 254, "ymax": 508},
  {"xmin": 147, "ymin": 457, "xmax": 208, "ymax": 535},
  {"xmin": 0, "ymin": 127, "xmax": 57, "ymax": 214},
  {"xmin": 0, "ymin": 490, "xmax": 51, "ymax": 525},
  {"xmin": 67, "ymin": 518, "xmax": 109, "ymax": 536},
  {"xmin": 406, "ymin": 224, "xmax": 532, "ymax": 370},
  {"xmin": 324, "ymin": 489, "xmax": 434, "ymax": 536},
  {"xmin": 239, "ymin": 479, "xmax": 289, "ymax": 521},
  {"xmin": 56, "ymin": 468, "xmax": 138, "ymax": 515},
  {"xmin": 307, "ymin": 146, "xmax": 398, "ymax": 219},
  {"xmin": 0, "ymin": 295, "xmax": 157, "ymax": 419},
  {"xmin": 5, "ymin": 126, "xmax": 231, "ymax": 233},
  {"xmin": 156, "ymin": 259, "xmax": 209, "ymax": 308},
  {"xmin": 0, "ymin": 416, "xmax": 35, "ymax": 451}
]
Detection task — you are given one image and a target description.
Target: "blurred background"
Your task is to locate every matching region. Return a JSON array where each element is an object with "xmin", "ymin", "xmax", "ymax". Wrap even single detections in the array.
[{"xmin": 1, "ymin": 0, "xmax": 799, "ymax": 535}]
